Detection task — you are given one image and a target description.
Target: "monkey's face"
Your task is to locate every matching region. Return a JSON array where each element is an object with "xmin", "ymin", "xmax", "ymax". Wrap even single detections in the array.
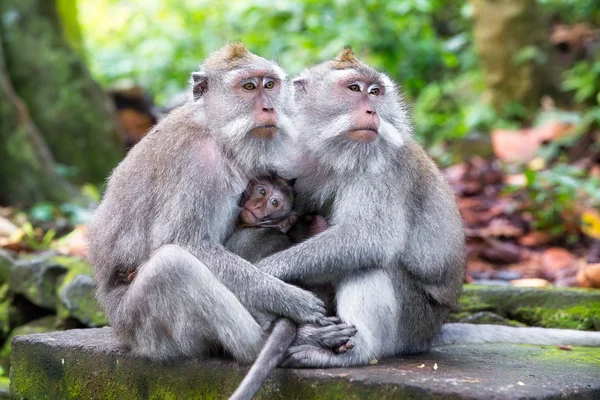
[
  {"xmin": 240, "ymin": 179, "xmax": 294, "ymax": 226},
  {"xmin": 291, "ymin": 49, "xmax": 410, "ymax": 173},
  {"xmin": 189, "ymin": 44, "xmax": 297, "ymax": 173},
  {"xmin": 190, "ymin": 46, "xmax": 292, "ymax": 141}
]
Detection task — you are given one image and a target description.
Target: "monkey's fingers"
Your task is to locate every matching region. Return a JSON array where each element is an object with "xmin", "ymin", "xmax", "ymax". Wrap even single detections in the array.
[
  {"xmin": 317, "ymin": 316, "xmax": 342, "ymax": 326},
  {"xmin": 319, "ymin": 326, "xmax": 357, "ymax": 350},
  {"xmin": 335, "ymin": 339, "xmax": 354, "ymax": 354}
]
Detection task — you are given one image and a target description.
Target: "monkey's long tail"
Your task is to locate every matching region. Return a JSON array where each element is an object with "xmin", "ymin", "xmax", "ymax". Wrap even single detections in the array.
[
  {"xmin": 229, "ymin": 318, "xmax": 297, "ymax": 400},
  {"xmin": 434, "ymin": 323, "xmax": 600, "ymax": 347}
]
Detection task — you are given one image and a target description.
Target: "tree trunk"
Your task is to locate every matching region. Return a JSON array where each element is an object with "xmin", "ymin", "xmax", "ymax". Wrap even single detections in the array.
[
  {"xmin": 0, "ymin": 0, "xmax": 124, "ymax": 184},
  {"xmin": 471, "ymin": 0, "xmax": 560, "ymax": 113},
  {"xmin": 0, "ymin": 31, "xmax": 81, "ymax": 206}
]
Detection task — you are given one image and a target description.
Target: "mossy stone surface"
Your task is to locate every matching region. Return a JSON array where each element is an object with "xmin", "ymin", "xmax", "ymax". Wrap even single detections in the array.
[
  {"xmin": 0, "ymin": 251, "xmax": 13, "ymax": 285},
  {"xmin": 54, "ymin": 256, "xmax": 107, "ymax": 327},
  {"xmin": 450, "ymin": 285, "xmax": 600, "ymax": 331},
  {"xmin": 9, "ymin": 254, "xmax": 67, "ymax": 310},
  {"xmin": 0, "ymin": 376, "xmax": 9, "ymax": 400},
  {"xmin": 9, "ymin": 328, "xmax": 600, "ymax": 399},
  {"xmin": 1, "ymin": 315, "xmax": 57, "ymax": 377}
]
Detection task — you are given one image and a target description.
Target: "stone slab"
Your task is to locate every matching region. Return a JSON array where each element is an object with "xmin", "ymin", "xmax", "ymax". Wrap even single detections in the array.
[{"xmin": 10, "ymin": 328, "xmax": 600, "ymax": 399}]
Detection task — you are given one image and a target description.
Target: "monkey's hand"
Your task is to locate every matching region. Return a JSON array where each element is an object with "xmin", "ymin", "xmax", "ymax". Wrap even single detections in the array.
[
  {"xmin": 268, "ymin": 284, "xmax": 329, "ymax": 326},
  {"xmin": 293, "ymin": 323, "xmax": 357, "ymax": 351}
]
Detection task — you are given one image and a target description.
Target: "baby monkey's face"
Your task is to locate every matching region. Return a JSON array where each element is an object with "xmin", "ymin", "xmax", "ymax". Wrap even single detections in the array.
[{"xmin": 239, "ymin": 176, "xmax": 294, "ymax": 226}]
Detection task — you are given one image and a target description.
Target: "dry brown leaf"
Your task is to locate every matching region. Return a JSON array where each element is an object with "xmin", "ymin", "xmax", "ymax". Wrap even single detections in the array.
[
  {"xmin": 491, "ymin": 122, "xmax": 573, "ymax": 163},
  {"xmin": 0, "ymin": 216, "xmax": 18, "ymax": 238},
  {"xmin": 511, "ymin": 278, "xmax": 552, "ymax": 288},
  {"xmin": 54, "ymin": 225, "xmax": 88, "ymax": 257},
  {"xmin": 506, "ymin": 259, "xmax": 544, "ymax": 278},
  {"xmin": 576, "ymin": 263, "xmax": 600, "ymax": 288},
  {"xmin": 467, "ymin": 259, "xmax": 496, "ymax": 273},
  {"xmin": 541, "ymin": 248, "xmax": 577, "ymax": 280},
  {"xmin": 519, "ymin": 231, "xmax": 552, "ymax": 247},
  {"xmin": 480, "ymin": 240, "xmax": 522, "ymax": 264},
  {"xmin": 466, "ymin": 219, "xmax": 523, "ymax": 239},
  {"xmin": 557, "ymin": 344, "xmax": 573, "ymax": 351}
]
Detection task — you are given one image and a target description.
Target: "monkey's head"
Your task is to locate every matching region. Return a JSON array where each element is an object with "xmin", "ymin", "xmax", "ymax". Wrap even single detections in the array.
[
  {"xmin": 239, "ymin": 176, "xmax": 295, "ymax": 227},
  {"xmin": 190, "ymin": 43, "xmax": 295, "ymax": 172},
  {"xmin": 292, "ymin": 47, "xmax": 412, "ymax": 173}
]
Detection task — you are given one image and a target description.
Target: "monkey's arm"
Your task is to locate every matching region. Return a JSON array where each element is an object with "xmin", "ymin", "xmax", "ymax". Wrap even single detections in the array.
[
  {"xmin": 225, "ymin": 228, "xmax": 293, "ymax": 264},
  {"xmin": 185, "ymin": 242, "xmax": 326, "ymax": 325},
  {"xmin": 257, "ymin": 222, "xmax": 395, "ymax": 285}
]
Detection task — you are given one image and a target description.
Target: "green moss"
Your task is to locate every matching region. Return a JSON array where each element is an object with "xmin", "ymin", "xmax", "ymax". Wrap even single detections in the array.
[
  {"xmin": 452, "ymin": 285, "xmax": 600, "ymax": 330},
  {"xmin": 533, "ymin": 345, "xmax": 600, "ymax": 367},
  {"xmin": 512, "ymin": 304, "xmax": 600, "ymax": 330},
  {"xmin": 0, "ymin": 316, "xmax": 58, "ymax": 376},
  {"xmin": 54, "ymin": 257, "xmax": 107, "ymax": 327}
]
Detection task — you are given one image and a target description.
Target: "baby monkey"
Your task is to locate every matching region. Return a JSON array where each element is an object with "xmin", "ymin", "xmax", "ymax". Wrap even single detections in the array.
[
  {"xmin": 227, "ymin": 175, "xmax": 345, "ymax": 400},
  {"xmin": 226, "ymin": 174, "xmax": 330, "ymax": 263}
]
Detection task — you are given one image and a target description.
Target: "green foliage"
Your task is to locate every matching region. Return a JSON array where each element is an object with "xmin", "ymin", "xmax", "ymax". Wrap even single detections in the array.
[
  {"xmin": 515, "ymin": 164, "xmax": 600, "ymax": 239},
  {"xmin": 21, "ymin": 222, "xmax": 56, "ymax": 251},
  {"xmin": 79, "ymin": 0, "xmax": 599, "ymax": 145},
  {"xmin": 563, "ymin": 60, "xmax": 600, "ymax": 106},
  {"xmin": 79, "ymin": 0, "xmax": 475, "ymax": 136},
  {"xmin": 537, "ymin": 0, "xmax": 600, "ymax": 23}
]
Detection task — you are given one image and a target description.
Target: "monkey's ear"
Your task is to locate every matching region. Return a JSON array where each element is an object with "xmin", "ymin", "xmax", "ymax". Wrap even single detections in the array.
[
  {"xmin": 292, "ymin": 77, "xmax": 308, "ymax": 99},
  {"xmin": 191, "ymin": 72, "xmax": 208, "ymax": 100}
]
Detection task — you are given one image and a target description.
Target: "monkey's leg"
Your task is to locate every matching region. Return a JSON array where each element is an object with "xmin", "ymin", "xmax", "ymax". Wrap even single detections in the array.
[
  {"xmin": 121, "ymin": 244, "xmax": 264, "ymax": 363},
  {"xmin": 282, "ymin": 269, "xmax": 400, "ymax": 368}
]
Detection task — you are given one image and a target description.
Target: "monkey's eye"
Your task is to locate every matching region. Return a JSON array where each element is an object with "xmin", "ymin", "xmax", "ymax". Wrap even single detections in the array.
[
  {"xmin": 257, "ymin": 187, "xmax": 267, "ymax": 196},
  {"xmin": 348, "ymin": 84, "xmax": 361, "ymax": 92},
  {"xmin": 270, "ymin": 198, "xmax": 280, "ymax": 208},
  {"xmin": 264, "ymin": 81, "xmax": 275, "ymax": 89},
  {"xmin": 369, "ymin": 87, "xmax": 380, "ymax": 95},
  {"xmin": 243, "ymin": 82, "xmax": 257, "ymax": 90}
]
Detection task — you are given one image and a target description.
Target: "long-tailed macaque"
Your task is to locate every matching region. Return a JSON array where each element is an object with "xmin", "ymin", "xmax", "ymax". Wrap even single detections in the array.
[
  {"xmin": 256, "ymin": 48, "xmax": 600, "ymax": 368},
  {"xmin": 87, "ymin": 43, "xmax": 336, "ymax": 364}
]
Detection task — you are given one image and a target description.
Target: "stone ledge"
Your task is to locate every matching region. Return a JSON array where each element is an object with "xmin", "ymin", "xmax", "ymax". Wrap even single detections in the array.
[{"xmin": 10, "ymin": 328, "xmax": 600, "ymax": 399}]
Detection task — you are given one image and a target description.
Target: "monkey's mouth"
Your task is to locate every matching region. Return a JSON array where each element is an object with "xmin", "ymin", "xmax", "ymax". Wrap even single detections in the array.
[
  {"xmin": 240, "ymin": 209, "xmax": 261, "ymax": 226},
  {"xmin": 345, "ymin": 128, "xmax": 378, "ymax": 143},
  {"xmin": 250, "ymin": 125, "xmax": 278, "ymax": 139}
]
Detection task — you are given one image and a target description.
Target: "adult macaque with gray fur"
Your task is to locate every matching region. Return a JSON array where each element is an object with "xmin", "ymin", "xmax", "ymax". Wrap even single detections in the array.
[
  {"xmin": 87, "ymin": 43, "xmax": 336, "ymax": 364},
  {"xmin": 257, "ymin": 48, "xmax": 600, "ymax": 368}
]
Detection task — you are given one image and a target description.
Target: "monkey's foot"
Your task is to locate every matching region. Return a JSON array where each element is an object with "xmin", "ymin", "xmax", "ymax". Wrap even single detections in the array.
[
  {"xmin": 294, "ymin": 323, "xmax": 357, "ymax": 351},
  {"xmin": 336, "ymin": 338, "xmax": 354, "ymax": 354},
  {"xmin": 280, "ymin": 345, "xmax": 338, "ymax": 368}
]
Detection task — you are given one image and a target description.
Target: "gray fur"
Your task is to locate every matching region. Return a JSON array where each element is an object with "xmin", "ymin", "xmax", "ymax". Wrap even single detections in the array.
[
  {"xmin": 87, "ymin": 45, "xmax": 327, "ymax": 363},
  {"xmin": 226, "ymin": 228, "xmax": 292, "ymax": 264},
  {"xmin": 258, "ymin": 55, "xmax": 467, "ymax": 368}
]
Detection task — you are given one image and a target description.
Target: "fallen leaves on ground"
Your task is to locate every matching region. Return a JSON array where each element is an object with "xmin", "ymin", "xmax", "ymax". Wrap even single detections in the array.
[{"xmin": 445, "ymin": 153, "xmax": 600, "ymax": 288}]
